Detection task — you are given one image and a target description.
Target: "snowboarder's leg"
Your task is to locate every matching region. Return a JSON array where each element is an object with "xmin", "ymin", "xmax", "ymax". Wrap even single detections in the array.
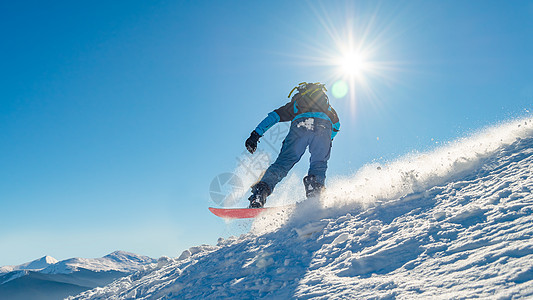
[
  {"xmin": 261, "ymin": 124, "xmax": 309, "ymax": 189},
  {"xmin": 307, "ymin": 118, "xmax": 332, "ymax": 193},
  {"xmin": 251, "ymin": 123, "xmax": 310, "ymax": 207}
]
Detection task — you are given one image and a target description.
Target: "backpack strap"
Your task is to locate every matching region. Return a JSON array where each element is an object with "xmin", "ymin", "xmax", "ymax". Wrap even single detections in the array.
[{"xmin": 288, "ymin": 82, "xmax": 308, "ymax": 98}]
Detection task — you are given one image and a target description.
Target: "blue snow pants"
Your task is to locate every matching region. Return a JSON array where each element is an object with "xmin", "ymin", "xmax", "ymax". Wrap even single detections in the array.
[{"xmin": 260, "ymin": 117, "xmax": 332, "ymax": 191}]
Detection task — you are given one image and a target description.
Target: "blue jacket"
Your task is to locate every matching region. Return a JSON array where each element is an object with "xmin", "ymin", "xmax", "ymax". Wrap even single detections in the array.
[{"xmin": 254, "ymin": 91, "xmax": 340, "ymax": 140}]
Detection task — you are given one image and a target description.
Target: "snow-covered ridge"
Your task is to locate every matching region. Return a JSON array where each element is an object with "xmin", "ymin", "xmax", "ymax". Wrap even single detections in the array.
[
  {"xmin": 0, "ymin": 251, "xmax": 155, "ymax": 276},
  {"xmin": 0, "ymin": 255, "xmax": 58, "ymax": 273},
  {"xmin": 72, "ymin": 117, "xmax": 533, "ymax": 299},
  {"xmin": 40, "ymin": 250, "xmax": 156, "ymax": 274}
]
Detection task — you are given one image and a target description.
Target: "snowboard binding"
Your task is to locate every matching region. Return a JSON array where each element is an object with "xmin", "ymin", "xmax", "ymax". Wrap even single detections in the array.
[
  {"xmin": 303, "ymin": 175, "xmax": 324, "ymax": 199},
  {"xmin": 248, "ymin": 181, "xmax": 271, "ymax": 208}
]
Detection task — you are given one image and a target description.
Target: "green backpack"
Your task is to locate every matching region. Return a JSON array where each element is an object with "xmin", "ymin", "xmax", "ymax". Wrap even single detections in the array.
[{"xmin": 288, "ymin": 82, "xmax": 330, "ymax": 113}]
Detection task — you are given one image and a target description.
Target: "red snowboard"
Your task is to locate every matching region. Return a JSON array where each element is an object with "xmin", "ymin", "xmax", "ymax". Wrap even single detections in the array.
[{"xmin": 208, "ymin": 206, "xmax": 294, "ymax": 219}]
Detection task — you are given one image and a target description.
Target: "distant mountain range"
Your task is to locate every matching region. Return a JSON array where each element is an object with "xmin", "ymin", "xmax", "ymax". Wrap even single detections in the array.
[{"xmin": 0, "ymin": 251, "xmax": 156, "ymax": 300}]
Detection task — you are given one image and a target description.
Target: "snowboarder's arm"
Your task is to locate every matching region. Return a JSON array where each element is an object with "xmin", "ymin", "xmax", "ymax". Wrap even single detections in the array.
[
  {"xmin": 246, "ymin": 111, "xmax": 281, "ymax": 154},
  {"xmin": 246, "ymin": 100, "xmax": 294, "ymax": 154},
  {"xmin": 254, "ymin": 111, "xmax": 281, "ymax": 136},
  {"xmin": 253, "ymin": 99, "xmax": 296, "ymax": 136}
]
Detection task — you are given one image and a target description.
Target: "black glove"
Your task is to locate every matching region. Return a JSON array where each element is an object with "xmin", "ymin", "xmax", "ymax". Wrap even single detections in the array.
[{"xmin": 245, "ymin": 131, "xmax": 261, "ymax": 154}]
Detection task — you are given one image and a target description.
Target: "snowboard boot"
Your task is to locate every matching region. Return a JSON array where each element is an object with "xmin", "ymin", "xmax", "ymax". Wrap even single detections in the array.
[
  {"xmin": 248, "ymin": 181, "xmax": 271, "ymax": 208},
  {"xmin": 303, "ymin": 175, "xmax": 324, "ymax": 199}
]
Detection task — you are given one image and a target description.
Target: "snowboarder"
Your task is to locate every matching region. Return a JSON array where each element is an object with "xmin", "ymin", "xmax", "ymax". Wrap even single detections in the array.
[{"xmin": 245, "ymin": 82, "xmax": 340, "ymax": 208}]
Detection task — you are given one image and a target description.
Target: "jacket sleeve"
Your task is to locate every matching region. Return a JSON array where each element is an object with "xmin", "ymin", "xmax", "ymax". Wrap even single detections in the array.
[
  {"xmin": 254, "ymin": 99, "xmax": 296, "ymax": 136},
  {"xmin": 254, "ymin": 111, "xmax": 280, "ymax": 136}
]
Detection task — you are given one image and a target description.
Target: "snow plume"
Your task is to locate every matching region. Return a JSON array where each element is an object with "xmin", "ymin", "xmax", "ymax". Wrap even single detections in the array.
[
  {"xmin": 224, "ymin": 151, "xmax": 271, "ymax": 207},
  {"xmin": 251, "ymin": 117, "xmax": 533, "ymax": 232},
  {"xmin": 323, "ymin": 117, "xmax": 533, "ymax": 209}
]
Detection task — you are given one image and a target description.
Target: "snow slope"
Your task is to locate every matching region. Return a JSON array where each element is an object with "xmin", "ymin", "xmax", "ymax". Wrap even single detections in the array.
[{"xmin": 72, "ymin": 118, "xmax": 533, "ymax": 299}]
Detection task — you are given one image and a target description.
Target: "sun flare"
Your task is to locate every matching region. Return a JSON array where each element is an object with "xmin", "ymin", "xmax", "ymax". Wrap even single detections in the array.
[
  {"xmin": 337, "ymin": 51, "xmax": 371, "ymax": 78},
  {"xmin": 286, "ymin": 2, "xmax": 404, "ymax": 116}
]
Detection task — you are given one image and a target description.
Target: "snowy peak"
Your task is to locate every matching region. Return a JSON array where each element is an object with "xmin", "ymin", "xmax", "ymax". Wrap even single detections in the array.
[
  {"xmin": 104, "ymin": 250, "xmax": 155, "ymax": 265},
  {"xmin": 25, "ymin": 256, "xmax": 59, "ymax": 270},
  {"xmin": 40, "ymin": 251, "xmax": 156, "ymax": 274},
  {"xmin": 0, "ymin": 255, "xmax": 58, "ymax": 273}
]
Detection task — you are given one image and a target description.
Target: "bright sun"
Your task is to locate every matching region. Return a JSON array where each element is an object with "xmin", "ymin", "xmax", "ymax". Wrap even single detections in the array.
[
  {"xmin": 289, "ymin": 2, "xmax": 401, "ymax": 111},
  {"xmin": 338, "ymin": 51, "xmax": 370, "ymax": 78}
]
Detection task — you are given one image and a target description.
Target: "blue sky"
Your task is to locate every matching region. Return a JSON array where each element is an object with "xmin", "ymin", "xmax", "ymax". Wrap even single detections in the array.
[{"xmin": 1, "ymin": 0, "xmax": 532, "ymax": 266}]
